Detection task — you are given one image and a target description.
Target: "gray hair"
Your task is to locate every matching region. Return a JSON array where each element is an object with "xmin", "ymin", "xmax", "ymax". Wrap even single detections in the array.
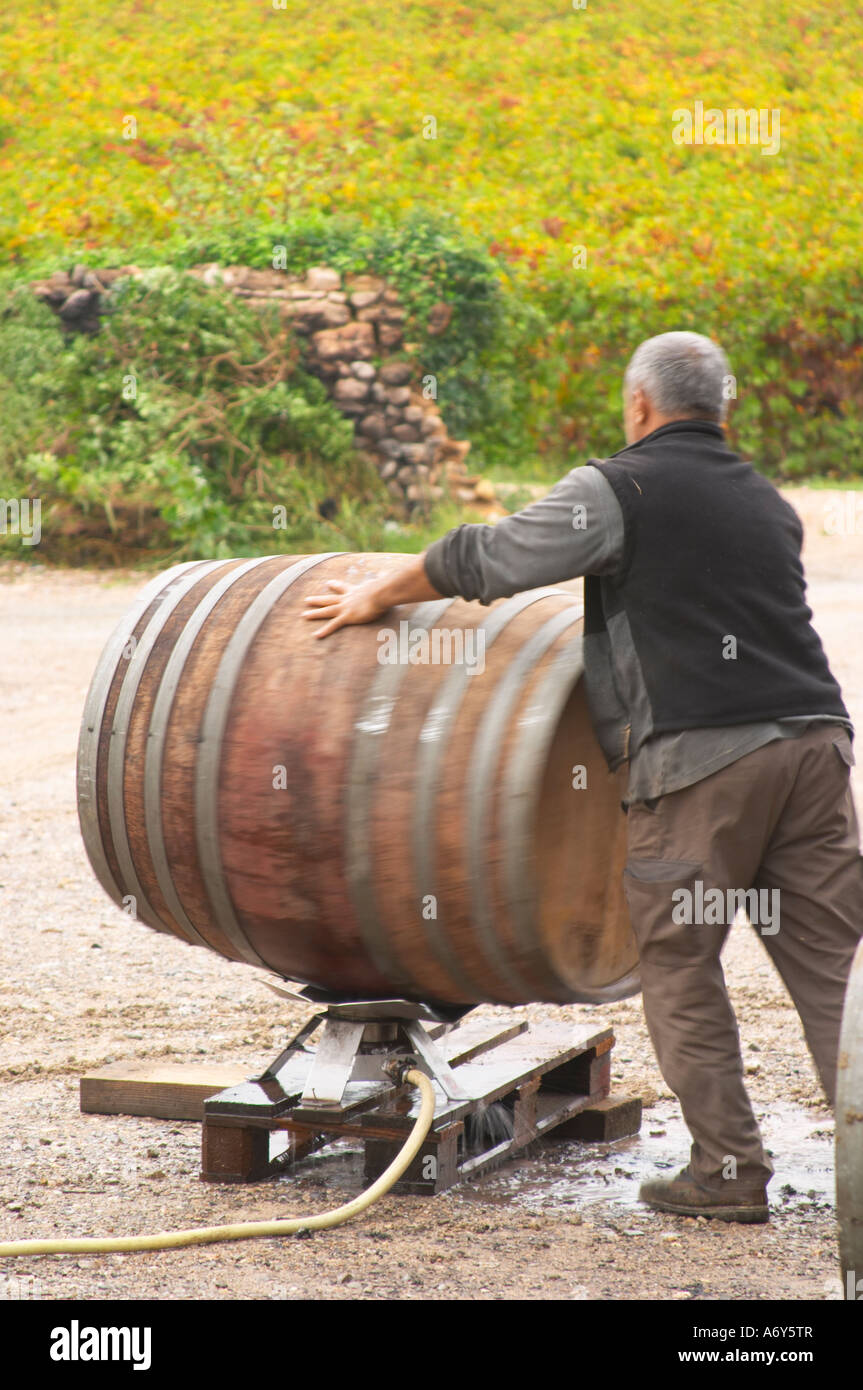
[{"xmin": 623, "ymin": 331, "xmax": 731, "ymax": 422}]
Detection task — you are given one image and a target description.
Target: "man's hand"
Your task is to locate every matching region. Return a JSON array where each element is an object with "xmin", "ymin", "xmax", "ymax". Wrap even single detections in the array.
[
  {"xmin": 302, "ymin": 555, "xmax": 444, "ymax": 639},
  {"xmin": 302, "ymin": 578, "xmax": 392, "ymax": 638}
]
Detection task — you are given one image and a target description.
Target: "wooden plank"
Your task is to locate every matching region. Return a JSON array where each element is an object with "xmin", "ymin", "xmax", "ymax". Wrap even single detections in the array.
[
  {"xmin": 551, "ymin": 1094, "xmax": 643, "ymax": 1142},
  {"xmin": 457, "ymin": 1135, "xmax": 517, "ymax": 1181},
  {"xmin": 80, "ymin": 1063, "xmax": 249, "ymax": 1121},
  {"xmin": 201, "ymin": 1120, "xmax": 271, "ymax": 1182},
  {"xmin": 435, "ymin": 1016, "xmax": 529, "ymax": 1065},
  {"xmin": 535, "ymin": 1089, "xmax": 598, "ymax": 1134}
]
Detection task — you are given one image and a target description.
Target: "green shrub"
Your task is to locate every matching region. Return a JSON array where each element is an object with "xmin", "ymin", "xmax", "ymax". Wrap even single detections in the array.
[{"xmin": 0, "ymin": 269, "xmax": 396, "ymax": 562}]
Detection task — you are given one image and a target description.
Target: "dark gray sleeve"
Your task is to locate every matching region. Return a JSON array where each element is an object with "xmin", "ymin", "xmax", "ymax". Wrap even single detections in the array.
[{"xmin": 423, "ymin": 464, "xmax": 624, "ymax": 604}]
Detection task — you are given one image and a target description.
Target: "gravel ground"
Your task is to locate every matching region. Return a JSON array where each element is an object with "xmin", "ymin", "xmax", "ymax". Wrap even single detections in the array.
[{"xmin": 0, "ymin": 486, "xmax": 860, "ymax": 1302}]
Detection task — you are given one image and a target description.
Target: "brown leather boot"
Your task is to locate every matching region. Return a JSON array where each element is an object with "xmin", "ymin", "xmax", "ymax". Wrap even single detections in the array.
[{"xmin": 639, "ymin": 1166, "xmax": 769, "ymax": 1223}]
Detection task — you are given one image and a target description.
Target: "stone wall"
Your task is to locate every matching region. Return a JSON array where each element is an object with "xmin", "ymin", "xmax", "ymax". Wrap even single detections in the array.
[{"xmin": 30, "ymin": 262, "xmax": 498, "ymax": 514}]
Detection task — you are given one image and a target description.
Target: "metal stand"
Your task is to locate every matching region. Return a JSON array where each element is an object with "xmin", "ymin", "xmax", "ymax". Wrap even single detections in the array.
[
  {"xmin": 252, "ymin": 985, "xmax": 472, "ymax": 1109},
  {"xmin": 200, "ymin": 985, "xmax": 642, "ymax": 1193}
]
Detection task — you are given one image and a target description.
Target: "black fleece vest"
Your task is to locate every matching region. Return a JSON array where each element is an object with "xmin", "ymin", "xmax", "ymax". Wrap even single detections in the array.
[{"xmin": 585, "ymin": 420, "xmax": 848, "ymax": 770}]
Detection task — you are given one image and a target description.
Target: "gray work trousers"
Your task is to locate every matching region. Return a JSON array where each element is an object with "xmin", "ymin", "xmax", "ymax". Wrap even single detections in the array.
[{"xmin": 624, "ymin": 723, "xmax": 863, "ymax": 1191}]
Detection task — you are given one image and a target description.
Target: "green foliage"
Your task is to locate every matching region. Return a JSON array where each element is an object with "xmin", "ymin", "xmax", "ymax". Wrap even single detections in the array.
[
  {"xmin": 477, "ymin": 260, "xmax": 863, "ymax": 482},
  {"xmin": 0, "ymin": 270, "xmax": 401, "ymax": 562},
  {"xmin": 2, "ymin": 203, "xmax": 862, "ymax": 569}
]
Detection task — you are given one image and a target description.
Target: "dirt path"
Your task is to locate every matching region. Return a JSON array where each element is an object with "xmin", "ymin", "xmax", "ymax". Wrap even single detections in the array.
[{"xmin": 0, "ymin": 487, "xmax": 860, "ymax": 1301}]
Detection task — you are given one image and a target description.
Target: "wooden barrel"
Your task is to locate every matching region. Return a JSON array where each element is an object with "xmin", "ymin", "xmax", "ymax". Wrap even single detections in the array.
[
  {"xmin": 838, "ymin": 935, "xmax": 863, "ymax": 1284},
  {"xmin": 77, "ymin": 553, "xmax": 638, "ymax": 1006}
]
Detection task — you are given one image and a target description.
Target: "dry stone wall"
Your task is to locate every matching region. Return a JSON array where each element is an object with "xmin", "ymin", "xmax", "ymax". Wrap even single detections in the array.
[{"xmin": 30, "ymin": 262, "xmax": 499, "ymax": 514}]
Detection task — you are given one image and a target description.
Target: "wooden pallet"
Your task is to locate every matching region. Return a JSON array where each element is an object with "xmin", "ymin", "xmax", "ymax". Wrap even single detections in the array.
[{"xmin": 199, "ymin": 1015, "xmax": 642, "ymax": 1194}]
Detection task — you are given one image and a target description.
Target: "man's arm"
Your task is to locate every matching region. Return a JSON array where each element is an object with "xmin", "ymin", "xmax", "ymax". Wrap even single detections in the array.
[{"xmin": 302, "ymin": 464, "xmax": 623, "ymax": 637}]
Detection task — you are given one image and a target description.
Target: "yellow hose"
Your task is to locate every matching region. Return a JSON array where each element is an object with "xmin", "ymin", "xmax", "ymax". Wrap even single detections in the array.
[{"xmin": 0, "ymin": 1068, "xmax": 435, "ymax": 1257}]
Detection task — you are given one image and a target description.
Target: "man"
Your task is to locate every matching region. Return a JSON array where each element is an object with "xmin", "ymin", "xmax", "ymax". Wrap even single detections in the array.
[{"xmin": 303, "ymin": 330, "xmax": 863, "ymax": 1224}]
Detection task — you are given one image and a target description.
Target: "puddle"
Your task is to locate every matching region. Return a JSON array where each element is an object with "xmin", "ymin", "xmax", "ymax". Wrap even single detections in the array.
[
  {"xmin": 459, "ymin": 1100, "xmax": 835, "ymax": 1218},
  {"xmin": 273, "ymin": 1100, "xmax": 835, "ymax": 1219}
]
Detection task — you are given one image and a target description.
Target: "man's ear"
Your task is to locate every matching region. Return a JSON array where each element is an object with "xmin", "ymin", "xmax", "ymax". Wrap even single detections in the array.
[{"xmin": 631, "ymin": 385, "xmax": 649, "ymax": 426}]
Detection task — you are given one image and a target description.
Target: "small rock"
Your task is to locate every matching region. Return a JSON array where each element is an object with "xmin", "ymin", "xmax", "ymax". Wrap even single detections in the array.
[
  {"xmin": 305, "ymin": 266, "xmax": 341, "ymax": 292},
  {"xmin": 407, "ymin": 483, "xmax": 432, "ymax": 503},
  {"xmin": 358, "ymin": 412, "xmax": 387, "ymax": 440},
  {"xmin": 59, "ymin": 289, "xmax": 94, "ymax": 320},
  {"xmin": 346, "ymin": 273, "xmax": 385, "ymax": 294},
  {"xmin": 427, "ymin": 301, "xmax": 453, "ymax": 336},
  {"xmin": 378, "ymin": 324, "xmax": 404, "ymax": 349},
  {"xmin": 31, "ymin": 281, "xmax": 68, "ymax": 306},
  {"xmin": 317, "ymin": 300, "xmax": 351, "ymax": 329},
  {"xmin": 333, "ymin": 378, "xmax": 369, "ymax": 403},
  {"xmin": 350, "ymin": 361, "xmax": 376, "ymax": 380},
  {"xmin": 312, "ymin": 322, "xmax": 375, "ymax": 361},
  {"xmin": 379, "ymin": 362, "xmax": 413, "ymax": 386},
  {"xmin": 384, "ymin": 386, "xmax": 411, "ymax": 406},
  {"xmin": 400, "ymin": 443, "xmax": 430, "ymax": 466}
]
